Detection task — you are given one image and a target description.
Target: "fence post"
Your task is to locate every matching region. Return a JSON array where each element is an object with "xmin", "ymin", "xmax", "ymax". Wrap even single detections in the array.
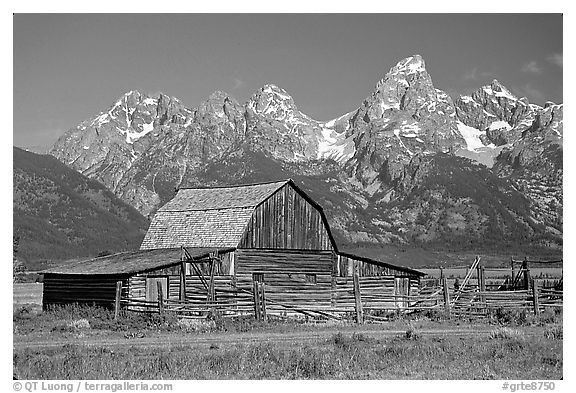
[
  {"xmin": 522, "ymin": 258, "xmax": 531, "ymax": 290},
  {"xmin": 479, "ymin": 266, "xmax": 486, "ymax": 314},
  {"xmin": 114, "ymin": 280, "xmax": 122, "ymax": 320},
  {"xmin": 253, "ymin": 281, "xmax": 261, "ymax": 321},
  {"xmin": 260, "ymin": 282, "xmax": 267, "ymax": 321},
  {"xmin": 476, "ymin": 262, "xmax": 481, "ymax": 290},
  {"xmin": 442, "ymin": 277, "xmax": 451, "ymax": 318},
  {"xmin": 157, "ymin": 281, "xmax": 165, "ymax": 319},
  {"xmin": 532, "ymin": 279, "xmax": 540, "ymax": 316},
  {"xmin": 179, "ymin": 261, "xmax": 186, "ymax": 301},
  {"xmin": 510, "ymin": 257, "xmax": 515, "ymax": 290},
  {"xmin": 353, "ymin": 262, "xmax": 364, "ymax": 324}
]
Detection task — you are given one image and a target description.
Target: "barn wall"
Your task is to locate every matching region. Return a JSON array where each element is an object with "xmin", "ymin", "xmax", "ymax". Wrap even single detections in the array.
[
  {"xmin": 126, "ymin": 251, "xmax": 243, "ymax": 311},
  {"xmin": 42, "ymin": 274, "xmax": 127, "ymax": 309},
  {"xmin": 120, "ymin": 249, "xmax": 421, "ymax": 315},
  {"xmin": 234, "ymin": 248, "xmax": 335, "ymax": 311},
  {"xmin": 239, "ymin": 184, "xmax": 333, "ymax": 250}
]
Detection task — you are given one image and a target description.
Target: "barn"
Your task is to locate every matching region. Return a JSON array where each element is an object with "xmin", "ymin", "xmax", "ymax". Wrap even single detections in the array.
[{"xmin": 42, "ymin": 179, "xmax": 424, "ymax": 320}]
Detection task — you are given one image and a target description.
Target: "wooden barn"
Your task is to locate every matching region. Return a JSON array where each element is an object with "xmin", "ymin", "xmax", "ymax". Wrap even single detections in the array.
[{"xmin": 42, "ymin": 179, "xmax": 424, "ymax": 320}]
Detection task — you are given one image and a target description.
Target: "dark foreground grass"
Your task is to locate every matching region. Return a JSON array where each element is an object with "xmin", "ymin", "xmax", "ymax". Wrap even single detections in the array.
[{"xmin": 14, "ymin": 330, "xmax": 562, "ymax": 380}]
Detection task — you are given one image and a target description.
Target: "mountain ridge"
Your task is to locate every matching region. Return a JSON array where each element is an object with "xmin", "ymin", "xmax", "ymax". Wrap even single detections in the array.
[
  {"xmin": 48, "ymin": 54, "xmax": 563, "ymax": 253},
  {"xmin": 13, "ymin": 147, "xmax": 150, "ymax": 264}
]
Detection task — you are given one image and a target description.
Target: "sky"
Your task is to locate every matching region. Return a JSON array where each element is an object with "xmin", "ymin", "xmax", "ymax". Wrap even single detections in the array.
[{"xmin": 13, "ymin": 13, "xmax": 563, "ymax": 151}]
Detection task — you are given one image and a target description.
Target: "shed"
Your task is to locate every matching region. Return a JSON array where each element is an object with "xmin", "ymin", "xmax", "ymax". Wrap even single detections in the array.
[{"xmin": 41, "ymin": 248, "xmax": 231, "ymax": 309}]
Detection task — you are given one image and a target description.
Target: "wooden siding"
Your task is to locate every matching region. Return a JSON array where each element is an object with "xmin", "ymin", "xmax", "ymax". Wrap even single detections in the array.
[
  {"xmin": 234, "ymin": 249, "xmax": 335, "ymax": 310},
  {"xmin": 239, "ymin": 184, "xmax": 333, "ymax": 250},
  {"xmin": 235, "ymin": 249, "xmax": 334, "ymax": 275},
  {"xmin": 43, "ymin": 274, "xmax": 128, "ymax": 309},
  {"xmin": 121, "ymin": 249, "xmax": 422, "ymax": 316}
]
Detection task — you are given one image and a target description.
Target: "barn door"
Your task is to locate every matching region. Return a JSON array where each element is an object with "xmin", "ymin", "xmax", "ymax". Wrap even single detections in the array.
[
  {"xmin": 145, "ymin": 276, "xmax": 168, "ymax": 303},
  {"xmin": 394, "ymin": 277, "xmax": 409, "ymax": 309}
]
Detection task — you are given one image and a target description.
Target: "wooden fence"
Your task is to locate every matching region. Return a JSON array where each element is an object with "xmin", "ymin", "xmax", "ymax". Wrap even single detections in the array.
[
  {"xmin": 414, "ymin": 278, "xmax": 562, "ymax": 318},
  {"xmin": 113, "ymin": 256, "xmax": 563, "ymax": 323},
  {"xmin": 115, "ymin": 277, "xmax": 562, "ymax": 322}
]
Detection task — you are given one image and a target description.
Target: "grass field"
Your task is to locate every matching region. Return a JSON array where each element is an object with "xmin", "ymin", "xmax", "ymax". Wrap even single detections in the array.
[
  {"xmin": 14, "ymin": 329, "xmax": 563, "ymax": 379},
  {"xmin": 12, "ymin": 284, "xmax": 563, "ymax": 380},
  {"xmin": 13, "ymin": 282, "xmax": 43, "ymax": 311}
]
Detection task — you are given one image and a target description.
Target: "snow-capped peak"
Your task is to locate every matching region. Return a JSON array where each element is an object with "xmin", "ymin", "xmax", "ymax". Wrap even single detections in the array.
[
  {"xmin": 389, "ymin": 54, "xmax": 427, "ymax": 76},
  {"xmin": 482, "ymin": 80, "xmax": 517, "ymax": 101},
  {"xmin": 260, "ymin": 84, "xmax": 294, "ymax": 102}
]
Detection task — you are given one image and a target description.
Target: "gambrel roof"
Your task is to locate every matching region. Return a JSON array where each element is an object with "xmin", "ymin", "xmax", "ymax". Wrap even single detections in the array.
[
  {"xmin": 140, "ymin": 180, "xmax": 294, "ymax": 250},
  {"xmin": 160, "ymin": 180, "xmax": 289, "ymax": 211}
]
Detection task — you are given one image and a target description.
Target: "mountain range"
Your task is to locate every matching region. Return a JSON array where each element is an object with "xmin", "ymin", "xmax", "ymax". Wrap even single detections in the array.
[{"xmin": 44, "ymin": 54, "xmax": 563, "ymax": 257}]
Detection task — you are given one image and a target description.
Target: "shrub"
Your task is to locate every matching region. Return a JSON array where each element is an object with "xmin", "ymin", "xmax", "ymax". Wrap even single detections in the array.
[
  {"xmin": 177, "ymin": 318, "xmax": 216, "ymax": 333},
  {"xmin": 489, "ymin": 327, "xmax": 524, "ymax": 340},
  {"xmin": 405, "ymin": 324, "xmax": 421, "ymax": 340},
  {"xmin": 329, "ymin": 332, "xmax": 372, "ymax": 351},
  {"xmin": 489, "ymin": 307, "xmax": 529, "ymax": 326},
  {"xmin": 13, "ymin": 305, "xmax": 34, "ymax": 321},
  {"xmin": 67, "ymin": 319, "xmax": 90, "ymax": 330},
  {"xmin": 543, "ymin": 325, "xmax": 562, "ymax": 340},
  {"xmin": 538, "ymin": 308, "xmax": 562, "ymax": 325}
]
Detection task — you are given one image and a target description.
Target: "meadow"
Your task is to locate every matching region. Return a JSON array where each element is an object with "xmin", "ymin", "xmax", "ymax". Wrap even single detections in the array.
[{"xmin": 13, "ymin": 290, "xmax": 563, "ymax": 380}]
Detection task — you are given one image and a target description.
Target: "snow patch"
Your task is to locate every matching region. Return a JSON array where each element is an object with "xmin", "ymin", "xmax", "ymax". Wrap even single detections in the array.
[
  {"xmin": 401, "ymin": 122, "xmax": 421, "ymax": 134},
  {"xmin": 394, "ymin": 129, "xmax": 413, "ymax": 155},
  {"xmin": 380, "ymin": 101, "xmax": 400, "ymax": 111},
  {"xmin": 406, "ymin": 59, "xmax": 425, "ymax": 74},
  {"xmin": 142, "ymin": 121, "xmax": 155, "ymax": 133},
  {"xmin": 143, "ymin": 98, "xmax": 157, "ymax": 105},
  {"xmin": 494, "ymin": 89, "xmax": 516, "ymax": 100},
  {"xmin": 488, "ymin": 120, "xmax": 512, "ymax": 131},
  {"xmin": 482, "ymin": 86, "xmax": 493, "ymax": 95},
  {"xmin": 263, "ymin": 85, "xmax": 292, "ymax": 101},
  {"xmin": 530, "ymin": 104, "xmax": 543, "ymax": 112},
  {"xmin": 317, "ymin": 127, "xmax": 355, "ymax": 163},
  {"xmin": 457, "ymin": 121, "xmax": 486, "ymax": 151},
  {"xmin": 91, "ymin": 113, "xmax": 110, "ymax": 127}
]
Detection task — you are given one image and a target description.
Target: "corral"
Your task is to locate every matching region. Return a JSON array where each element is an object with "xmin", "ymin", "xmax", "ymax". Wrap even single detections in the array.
[{"xmin": 41, "ymin": 180, "xmax": 424, "ymax": 321}]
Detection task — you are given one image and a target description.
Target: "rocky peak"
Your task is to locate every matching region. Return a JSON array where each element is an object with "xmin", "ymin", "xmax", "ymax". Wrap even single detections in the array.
[
  {"xmin": 368, "ymin": 55, "xmax": 436, "ymax": 117},
  {"xmin": 455, "ymin": 79, "xmax": 538, "ymax": 146},
  {"xmin": 193, "ymin": 90, "xmax": 246, "ymax": 142},
  {"xmin": 196, "ymin": 90, "xmax": 242, "ymax": 117},
  {"xmin": 525, "ymin": 103, "xmax": 563, "ymax": 140},
  {"xmin": 246, "ymin": 84, "xmax": 299, "ymax": 121},
  {"xmin": 346, "ymin": 55, "xmax": 465, "ymax": 188},
  {"xmin": 482, "ymin": 79, "xmax": 516, "ymax": 99}
]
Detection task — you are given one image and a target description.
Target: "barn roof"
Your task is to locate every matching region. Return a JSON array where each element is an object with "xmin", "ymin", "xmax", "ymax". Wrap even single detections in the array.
[
  {"xmin": 41, "ymin": 247, "xmax": 233, "ymax": 276},
  {"xmin": 338, "ymin": 251, "xmax": 426, "ymax": 277},
  {"xmin": 161, "ymin": 180, "xmax": 289, "ymax": 211},
  {"xmin": 141, "ymin": 209, "xmax": 254, "ymax": 249},
  {"xmin": 140, "ymin": 180, "xmax": 291, "ymax": 250}
]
